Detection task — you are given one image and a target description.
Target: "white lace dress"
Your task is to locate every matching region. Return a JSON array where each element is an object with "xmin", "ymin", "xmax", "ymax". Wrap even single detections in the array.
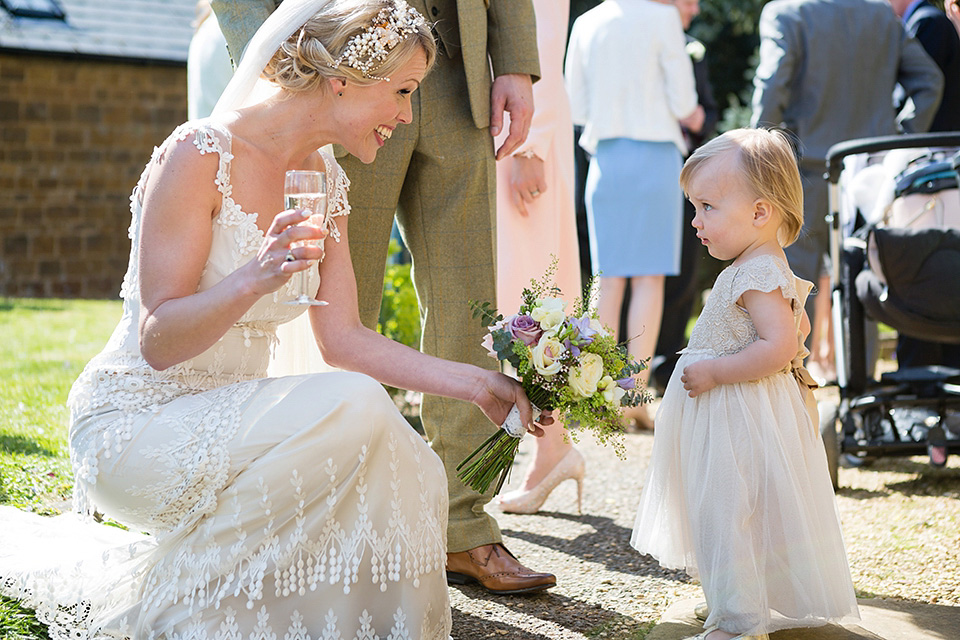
[
  {"xmin": 0, "ymin": 121, "xmax": 451, "ymax": 640},
  {"xmin": 631, "ymin": 255, "xmax": 859, "ymax": 636}
]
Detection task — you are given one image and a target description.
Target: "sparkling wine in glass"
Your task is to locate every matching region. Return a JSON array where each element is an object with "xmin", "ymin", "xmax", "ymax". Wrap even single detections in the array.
[{"xmin": 284, "ymin": 170, "xmax": 328, "ymax": 306}]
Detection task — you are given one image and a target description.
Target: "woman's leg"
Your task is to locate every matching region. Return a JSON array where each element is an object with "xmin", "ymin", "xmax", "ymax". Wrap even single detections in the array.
[
  {"xmin": 513, "ymin": 421, "xmax": 574, "ymax": 491},
  {"xmin": 622, "ymin": 274, "xmax": 665, "ymax": 428},
  {"xmin": 596, "ymin": 275, "xmax": 628, "ymax": 338}
]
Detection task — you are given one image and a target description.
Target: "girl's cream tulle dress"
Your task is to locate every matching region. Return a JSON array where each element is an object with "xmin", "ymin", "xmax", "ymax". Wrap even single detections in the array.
[
  {"xmin": 0, "ymin": 122, "xmax": 451, "ymax": 640},
  {"xmin": 631, "ymin": 254, "xmax": 859, "ymax": 636}
]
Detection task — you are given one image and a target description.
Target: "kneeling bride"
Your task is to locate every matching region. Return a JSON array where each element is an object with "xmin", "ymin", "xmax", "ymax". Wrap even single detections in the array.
[{"xmin": 0, "ymin": 1, "xmax": 548, "ymax": 638}]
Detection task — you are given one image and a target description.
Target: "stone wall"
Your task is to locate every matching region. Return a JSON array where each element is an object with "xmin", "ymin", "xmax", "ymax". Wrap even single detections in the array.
[{"xmin": 0, "ymin": 53, "xmax": 187, "ymax": 298}]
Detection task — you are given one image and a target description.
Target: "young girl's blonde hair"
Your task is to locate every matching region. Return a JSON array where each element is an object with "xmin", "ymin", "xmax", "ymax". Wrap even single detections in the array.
[{"xmin": 679, "ymin": 127, "xmax": 804, "ymax": 247}]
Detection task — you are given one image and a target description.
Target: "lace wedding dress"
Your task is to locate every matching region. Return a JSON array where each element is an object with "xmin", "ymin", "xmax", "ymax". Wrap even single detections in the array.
[
  {"xmin": 631, "ymin": 254, "xmax": 859, "ymax": 636},
  {"xmin": 0, "ymin": 121, "xmax": 452, "ymax": 640}
]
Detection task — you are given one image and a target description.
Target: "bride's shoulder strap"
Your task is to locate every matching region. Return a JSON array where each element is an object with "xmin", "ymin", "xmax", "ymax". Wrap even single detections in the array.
[
  {"xmin": 191, "ymin": 120, "xmax": 235, "ymax": 199},
  {"xmin": 318, "ymin": 148, "xmax": 351, "ymax": 243},
  {"xmin": 135, "ymin": 120, "xmax": 227, "ymax": 197}
]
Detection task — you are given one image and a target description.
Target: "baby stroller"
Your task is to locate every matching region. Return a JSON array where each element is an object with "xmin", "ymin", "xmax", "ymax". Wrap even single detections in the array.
[{"xmin": 820, "ymin": 132, "xmax": 960, "ymax": 489}]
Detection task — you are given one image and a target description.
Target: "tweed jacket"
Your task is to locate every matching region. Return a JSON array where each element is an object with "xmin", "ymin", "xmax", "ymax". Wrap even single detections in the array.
[
  {"xmin": 751, "ymin": 0, "xmax": 943, "ymax": 166},
  {"xmin": 211, "ymin": 0, "xmax": 541, "ymax": 130}
]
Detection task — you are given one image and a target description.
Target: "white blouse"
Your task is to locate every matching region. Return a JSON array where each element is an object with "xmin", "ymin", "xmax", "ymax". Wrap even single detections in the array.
[{"xmin": 565, "ymin": 0, "xmax": 698, "ymax": 155}]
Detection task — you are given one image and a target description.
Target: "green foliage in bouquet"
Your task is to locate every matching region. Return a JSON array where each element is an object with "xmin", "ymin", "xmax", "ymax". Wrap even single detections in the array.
[{"xmin": 458, "ymin": 259, "xmax": 651, "ymax": 494}]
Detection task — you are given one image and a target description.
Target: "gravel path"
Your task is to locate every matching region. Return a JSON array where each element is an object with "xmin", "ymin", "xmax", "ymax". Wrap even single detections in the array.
[{"xmin": 447, "ymin": 392, "xmax": 960, "ymax": 639}]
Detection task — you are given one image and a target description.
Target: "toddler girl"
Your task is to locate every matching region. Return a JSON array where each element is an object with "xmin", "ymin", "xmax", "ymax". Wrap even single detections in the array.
[{"xmin": 631, "ymin": 128, "xmax": 860, "ymax": 640}]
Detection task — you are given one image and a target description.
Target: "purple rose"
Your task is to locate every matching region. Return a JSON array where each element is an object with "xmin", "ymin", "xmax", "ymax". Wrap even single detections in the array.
[
  {"xmin": 506, "ymin": 314, "xmax": 543, "ymax": 347},
  {"xmin": 617, "ymin": 377, "xmax": 636, "ymax": 390}
]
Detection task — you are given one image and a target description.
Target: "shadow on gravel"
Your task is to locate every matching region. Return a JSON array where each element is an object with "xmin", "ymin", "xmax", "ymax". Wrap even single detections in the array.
[
  {"xmin": 502, "ymin": 511, "xmax": 693, "ymax": 584},
  {"xmin": 856, "ymin": 596, "xmax": 960, "ymax": 640},
  {"xmin": 450, "ymin": 583, "xmax": 649, "ymax": 639},
  {"xmin": 450, "ymin": 610, "xmax": 554, "ymax": 640},
  {"xmin": 835, "ymin": 486, "xmax": 888, "ymax": 500},
  {"xmin": 837, "ymin": 458, "xmax": 960, "ymax": 500}
]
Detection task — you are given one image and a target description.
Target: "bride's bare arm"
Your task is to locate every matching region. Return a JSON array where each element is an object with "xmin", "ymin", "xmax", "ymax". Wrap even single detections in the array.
[
  {"xmin": 137, "ymin": 139, "xmax": 323, "ymax": 370},
  {"xmin": 309, "ymin": 215, "xmax": 546, "ymax": 431}
]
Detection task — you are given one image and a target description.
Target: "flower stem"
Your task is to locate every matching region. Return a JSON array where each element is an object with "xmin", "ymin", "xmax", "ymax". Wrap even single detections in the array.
[{"xmin": 456, "ymin": 430, "xmax": 522, "ymax": 495}]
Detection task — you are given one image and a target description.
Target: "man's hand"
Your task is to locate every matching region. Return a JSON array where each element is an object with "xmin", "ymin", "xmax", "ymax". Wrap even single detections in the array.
[{"xmin": 490, "ymin": 73, "xmax": 534, "ymax": 160}]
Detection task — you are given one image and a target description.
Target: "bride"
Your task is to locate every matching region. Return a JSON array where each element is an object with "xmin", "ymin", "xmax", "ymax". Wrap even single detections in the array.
[{"xmin": 0, "ymin": 1, "xmax": 549, "ymax": 638}]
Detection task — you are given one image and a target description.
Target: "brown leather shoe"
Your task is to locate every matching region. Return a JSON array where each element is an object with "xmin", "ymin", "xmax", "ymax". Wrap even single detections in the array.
[{"xmin": 446, "ymin": 543, "xmax": 556, "ymax": 594}]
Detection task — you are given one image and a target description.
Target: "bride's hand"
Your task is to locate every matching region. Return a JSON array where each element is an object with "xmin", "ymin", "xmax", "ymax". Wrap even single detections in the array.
[
  {"xmin": 471, "ymin": 371, "xmax": 554, "ymax": 437},
  {"xmin": 246, "ymin": 209, "xmax": 327, "ymax": 296}
]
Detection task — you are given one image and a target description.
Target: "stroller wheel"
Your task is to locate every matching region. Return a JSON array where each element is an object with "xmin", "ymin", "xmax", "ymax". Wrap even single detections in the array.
[
  {"xmin": 841, "ymin": 453, "xmax": 876, "ymax": 468},
  {"xmin": 928, "ymin": 425, "xmax": 948, "ymax": 468}
]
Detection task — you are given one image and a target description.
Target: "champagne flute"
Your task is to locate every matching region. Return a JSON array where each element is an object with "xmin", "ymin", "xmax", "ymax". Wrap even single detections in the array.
[{"xmin": 284, "ymin": 170, "xmax": 328, "ymax": 306}]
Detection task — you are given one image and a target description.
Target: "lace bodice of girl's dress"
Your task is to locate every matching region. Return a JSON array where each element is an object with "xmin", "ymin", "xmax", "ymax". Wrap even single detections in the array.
[
  {"xmin": 66, "ymin": 120, "xmax": 351, "ymax": 520},
  {"xmin": 683, "ymin": 253, "xmax": 811, "ymax": 377}
]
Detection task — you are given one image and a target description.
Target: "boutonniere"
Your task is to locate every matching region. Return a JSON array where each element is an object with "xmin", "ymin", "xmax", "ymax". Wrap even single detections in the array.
[{"xmin": 686, "ymin": 40, "xmax": 706, "ymax": 63}]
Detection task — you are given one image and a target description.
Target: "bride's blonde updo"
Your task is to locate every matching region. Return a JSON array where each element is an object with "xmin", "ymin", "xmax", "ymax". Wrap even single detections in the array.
[{"xmin": 263, "ymin": 0, "xmax": 437, "ymax": 94}]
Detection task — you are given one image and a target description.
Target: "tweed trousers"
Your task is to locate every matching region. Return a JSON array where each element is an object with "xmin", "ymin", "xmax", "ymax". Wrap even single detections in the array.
[{"xmin": 338, "ymin": 50, "xmax": 502, "ymax": 553}]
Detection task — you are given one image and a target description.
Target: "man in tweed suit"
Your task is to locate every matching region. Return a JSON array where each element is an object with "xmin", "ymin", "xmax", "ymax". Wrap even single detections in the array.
[
  {"xmin": 751, "ymin": 0, "xmax": 943, "ymax": 328},
  {"xmin": 211, "ymin": 0, "xmax": 557, "ymax": 594}
]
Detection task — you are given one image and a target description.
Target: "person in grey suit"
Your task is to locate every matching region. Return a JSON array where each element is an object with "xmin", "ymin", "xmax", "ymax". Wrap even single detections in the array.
[{"xmin": 751, "ymin": 0, "xmax": 943, "ymax": 326}]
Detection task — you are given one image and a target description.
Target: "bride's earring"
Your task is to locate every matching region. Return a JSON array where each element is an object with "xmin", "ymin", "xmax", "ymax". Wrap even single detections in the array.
[{"xmin": 338, "ymin": 91, "xmax": 343, "ymax": 97}]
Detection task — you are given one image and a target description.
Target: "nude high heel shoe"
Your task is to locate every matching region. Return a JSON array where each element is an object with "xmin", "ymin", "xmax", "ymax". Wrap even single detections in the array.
[{"xmin": 497, "ymin": 448, "xmax": 585, "ymax": 515}]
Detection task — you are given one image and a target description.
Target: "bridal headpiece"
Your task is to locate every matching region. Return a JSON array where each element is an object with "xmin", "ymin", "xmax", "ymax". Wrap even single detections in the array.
[
  {"xmin": 212, "ymin": 0, "xmax": 432, "ymax": 116},
  {"xmin": 329, "ymin": 1, "xmax": 427, "ymax": 80}
]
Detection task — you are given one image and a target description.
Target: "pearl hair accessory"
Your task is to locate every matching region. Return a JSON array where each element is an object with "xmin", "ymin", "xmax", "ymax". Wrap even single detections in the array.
[{"xmin": 329, "ymin": 0, "xmax": 427, "ymax": 81}]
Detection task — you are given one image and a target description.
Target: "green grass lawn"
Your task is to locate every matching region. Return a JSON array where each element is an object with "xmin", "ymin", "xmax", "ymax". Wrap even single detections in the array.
[{"xmin": 0, "ymin": 297, "xmax": 121, "ymax": 640}]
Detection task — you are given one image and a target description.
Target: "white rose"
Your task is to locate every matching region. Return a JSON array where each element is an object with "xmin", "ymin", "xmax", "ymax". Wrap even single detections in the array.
[
  {"xmin": 531, "ymin": 297, "xmax": 567, "ymax": 333},
  {"xmin": 568, "ymin": 352, "xmax": 604, "ymax": 397},
  {"xmin": 531, "ymin": 335, "xmax": 565, "ymax": 376}
]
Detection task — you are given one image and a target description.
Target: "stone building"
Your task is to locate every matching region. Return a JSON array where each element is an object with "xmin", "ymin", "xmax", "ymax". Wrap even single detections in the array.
[{"xmin": 0, "ymin": 0, "xmax": 196, "ymax": 298}]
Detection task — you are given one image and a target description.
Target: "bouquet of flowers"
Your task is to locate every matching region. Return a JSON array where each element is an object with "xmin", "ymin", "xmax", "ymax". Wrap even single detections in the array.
[{"xmin": 457, "ymin": 264, "xmax": 649, "ymax": 495}]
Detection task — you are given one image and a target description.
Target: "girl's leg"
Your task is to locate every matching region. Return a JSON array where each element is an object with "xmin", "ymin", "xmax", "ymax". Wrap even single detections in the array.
[{"xmin": 622, "ymin": 274, "xmax": 665, "ymax": 428}]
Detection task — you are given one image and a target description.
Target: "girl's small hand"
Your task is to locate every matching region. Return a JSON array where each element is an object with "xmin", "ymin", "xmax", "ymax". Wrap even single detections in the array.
[
  {"xmin": 681, "ymin": 360, "xmax": 719, "ymax": 397},
  {"xmin": 247, "ymin": 209, "xmax": 327, "ymax": 296}
]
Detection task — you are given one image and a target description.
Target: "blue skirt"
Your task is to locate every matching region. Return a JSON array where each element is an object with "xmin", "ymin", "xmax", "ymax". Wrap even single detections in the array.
[{"xmin": 586, "ymin": 138, "xmax": 683, "ymax": 277}]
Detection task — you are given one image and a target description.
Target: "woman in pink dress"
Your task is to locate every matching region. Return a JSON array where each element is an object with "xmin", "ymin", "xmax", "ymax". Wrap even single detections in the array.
[{"xmin": 494, "ymin": 0, "xmax": 585, "ymax": 515}]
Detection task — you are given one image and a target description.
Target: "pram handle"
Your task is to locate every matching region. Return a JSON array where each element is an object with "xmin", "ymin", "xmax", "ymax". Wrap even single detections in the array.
[{"xmin": 826, "ymin": 132, "xmax": 960, "ymax": 183}]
